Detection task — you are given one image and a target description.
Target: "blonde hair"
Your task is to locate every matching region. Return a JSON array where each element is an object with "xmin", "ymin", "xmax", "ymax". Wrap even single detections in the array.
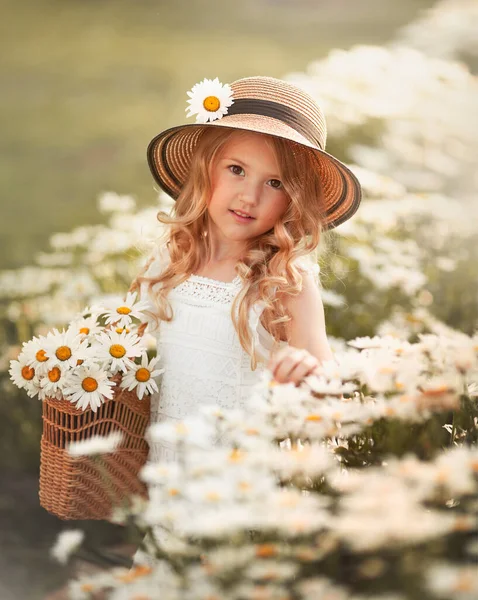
[{"xmin": 135, "ymin": 127, "xmax": 327, "ymax": 369}]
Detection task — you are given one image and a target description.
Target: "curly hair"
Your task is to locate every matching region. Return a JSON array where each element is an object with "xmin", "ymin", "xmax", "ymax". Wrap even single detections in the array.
[{"xmin": 134, "ymin": 127, "xmax": 327, "ymax": 369}]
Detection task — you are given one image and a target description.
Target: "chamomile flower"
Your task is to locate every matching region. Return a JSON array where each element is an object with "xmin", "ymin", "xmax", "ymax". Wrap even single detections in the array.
[
  {"xmin": 39, "ymin": 364, "xmax": 68, "ymax": 401},
  {"xmin": 9, "ymin": 357, "xmax": 41, "ymax": 398},
  {"xmin": 50, "ymin": 529, "xmax": 85, "ymax": 565},
  {"xmin": 99, "ymin": 291, "xmax": 150, "ymax": 328},
  {"xmin": 186, "ymin": 77, "xmax": 234, "ymax": 123},
  {"xmin": 348, "ymin": 335, "xmax": 402, "ymax": 350},
  {"xmin": 21, "ymin": 335, "xmax": 51, "ymax": 376},
  {"xmin": 95, "ymin": 329, "xmax": 146, "ymax": 374},
  {"xmin": 120, "ymin": 355, "xmax": 164, "ymax": 399},
  {"xmin": 67, "ymin": 431, "xmax": 124, "ymax": 456},
  {"xmin": 68, "ymin": 315, "xmax": 102, "ymax": 339},
  {"xmin": 63, "ymin": 364, "xmax": 116, "ymax": 412},
  {"xmin": 42, "ymin": 328, "xmax": 88, "ymax": 369}
]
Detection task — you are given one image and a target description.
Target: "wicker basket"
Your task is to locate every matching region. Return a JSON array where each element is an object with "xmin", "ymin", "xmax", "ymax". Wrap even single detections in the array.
[{"xmin": 39, "ymin": 385, "xmax": 150, "ymax": 520}]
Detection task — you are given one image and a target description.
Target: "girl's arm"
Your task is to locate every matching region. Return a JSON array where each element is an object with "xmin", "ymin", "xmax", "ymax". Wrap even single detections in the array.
[{"xmin": 268, "ymin": 269, "xmax": 334, "ymax": 384}]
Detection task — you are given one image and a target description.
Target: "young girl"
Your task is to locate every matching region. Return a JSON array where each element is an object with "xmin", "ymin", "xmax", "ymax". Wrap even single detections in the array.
[
  {"xmin": 131, "ymin": 75, "xmax": 361, "ymax": 569},
  {"xmin": 135, "ymin": 75, "xmax": 361, "ymax": 464}
]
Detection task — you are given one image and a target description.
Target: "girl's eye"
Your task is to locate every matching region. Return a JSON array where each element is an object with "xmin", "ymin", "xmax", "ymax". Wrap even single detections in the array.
[
  {"xmin": 269, "ymin": 179, "xmax": 283, "ymax": 190},
  {"xmin": 229, "ymin": 165, "xmax": 244, "ymax": 176}
]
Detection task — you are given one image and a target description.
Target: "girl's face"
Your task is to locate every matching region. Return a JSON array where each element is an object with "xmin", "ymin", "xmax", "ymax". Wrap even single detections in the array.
[{"xmin": 207, "ymin": 131, "xmax": 290, "ymax": 247}]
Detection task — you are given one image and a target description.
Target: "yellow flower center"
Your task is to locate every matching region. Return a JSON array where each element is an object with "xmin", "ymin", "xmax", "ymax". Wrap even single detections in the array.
[
  {"xmin": 56, "ymin": 346, "xmax": 72, "ymax": 361},
  {"xmin": 245, "ymin": 428, "xmax": 259, "ymax": 435},
  {"xmin": 203, "ymin": 95, "xmax": 220, "ymax": 112},
  {"xmin": 48, "ymin": 367, "xmax": 61, "ymax": 383},
  {"xmin": 21, "ymin": 366, "xmax": 35, "ymax": 380},
  {"xmin": 255, "ymin": 544, "xmax": 277, "ymax": 558},
  {"xmin": 306, "ymin": 414, "xmax": 322, "ymax": 422},
  {"xmin": 116, "ymin": 306, "xmax": 131, "ymax": 315},
  {"xmin": 110, "ymin": 344, "xmax": 126, "ymax": 358},
  {"xmin": 36, "ymin": 349, "xmax": 48, "ymax": 362},
  {"xmin": 455, "ymin": 574, "xmax": 474, "ymax": 592},
  {"xmin": 228, "ymin": 448, "xmax": 244, "ymax": 463},
  {"xmin": 82, "ymin": 377, "xmax": 98, "ymax": 392},
  {"xmin": 80, "ymin": 584, "xmax": 95, "ymax": 593},
  {"xmin": 116, "ymin": 565, "xmax": 152, "ymax": 584},
  {"xmin": 116, "ymin": 327, "xmax": 130, "ymax": 334},
  {"xmin": 135, "ymin": 367, "xmax": 151, "ymax": 382},
  {"xmin": 206, "ymin": 491, "xmax": 221, "ymax": 502},
  {"xmin": 79, "ymin": 327, "xmax": 90, "ymax": 334}
]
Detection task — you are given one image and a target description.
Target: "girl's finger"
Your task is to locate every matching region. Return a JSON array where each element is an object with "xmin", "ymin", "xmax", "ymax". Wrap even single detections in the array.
[
  {"xmin": 267, "ymin": 346, "xmax": 293, "ymax": 372},
  {"xmin": 287, "ymin": 355, "xmax": 320, "ymax": 386},
  {"xmin": 272, "ymin": 349, "xmax": 309, "ymax": 383}
]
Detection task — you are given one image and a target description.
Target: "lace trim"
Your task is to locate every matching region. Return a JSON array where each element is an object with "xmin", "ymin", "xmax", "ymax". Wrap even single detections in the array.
[
  {"xmin": 190, "ymin": 273, "xmax": 242, "ymax": 286},
  {"xmin": 172, "ymin": 274, "xmax": 242, "ymax": 305}
]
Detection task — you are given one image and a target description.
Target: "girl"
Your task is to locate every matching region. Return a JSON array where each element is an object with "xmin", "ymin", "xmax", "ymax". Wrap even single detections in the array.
[{"xmin": 135, "ymin": 75, "xmax": 361, "ymax": 463}]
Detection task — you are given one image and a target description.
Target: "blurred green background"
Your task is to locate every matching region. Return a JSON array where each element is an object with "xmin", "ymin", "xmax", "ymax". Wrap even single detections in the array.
[
  {"xmin": 1, "ymin": 1, "xmax": 445, "ymax": 598},
  {"xmin": 1, "ymin": 0, "xmax": 434, "ymax": 270}
]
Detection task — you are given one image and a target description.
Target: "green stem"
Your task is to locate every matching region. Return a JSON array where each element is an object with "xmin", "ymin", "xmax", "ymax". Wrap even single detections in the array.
[{"xmin": 450, "ymin": 412, "xmax": 456, "ymax": 446}]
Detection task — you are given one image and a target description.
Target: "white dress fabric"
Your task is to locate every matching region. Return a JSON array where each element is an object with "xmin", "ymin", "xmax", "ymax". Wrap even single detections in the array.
[{"xmin": 141, "ymin": 244, "xmax": 282, "ymax": 464}]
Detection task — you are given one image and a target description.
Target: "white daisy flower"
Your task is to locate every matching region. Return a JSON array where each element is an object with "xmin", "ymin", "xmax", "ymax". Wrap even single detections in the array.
[
  {"xmin": 468, "ymin": 382, "xmax": 478, "ymax": 398},
  {"xmin": 348, "ymin": 335, "xmax": 403, "ymax": 350},
  {"xmin": 50, "ymin": 529, "xmax": 84, "ymax": 564},
  {"xmin": 94, "ymin": 329, "xmax": 146, "ymax": 374},
  {"xmin": 21, "ymin": 335, "xmax": 51, "ymax": 376},
  {"xmin": 120, "ymin": 354, "xmax": 164, "ymax": 399},
  {"xmin": 42, "ymin": 328, "xmax": 89, "ymax": 370},
  {"xmin": 68, "ymin": 315, "xmax": 102, "ymax": 339},
  {"xmin": 79, "ymin": 305, "xmax": 103, "ymax": 320},
  {"xmin": 9, "ymin": 357, "xmax": 41, "ymax": 398},
  {"xmin": 97, "ymin": 291, "xmax": 150, "ymax": 328},
  {"xmin": 63, "ymin": 364, "xmax": 116, "ymax": 412},
  {"xmin": 39, "ymin": 364, "xmax": 68, "ymax": 401},
  {"xmin": 186, "ymin": 77, "xmax": 234, "ymax": 123},
  {"xmin": 67, "ymin": 431, "xmax": 124, "ymax": 456}
]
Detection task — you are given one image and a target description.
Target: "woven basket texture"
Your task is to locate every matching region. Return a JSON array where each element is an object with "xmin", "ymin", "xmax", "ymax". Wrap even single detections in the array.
[{"xmin": 39, "ymin": 386, "xmax": 150, "ymax": 520}]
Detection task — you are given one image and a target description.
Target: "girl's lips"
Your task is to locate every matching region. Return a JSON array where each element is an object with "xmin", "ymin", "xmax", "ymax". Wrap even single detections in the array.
[{"xmin": 229, "ymin": 210, "xmax": 255, "ymax": 223}]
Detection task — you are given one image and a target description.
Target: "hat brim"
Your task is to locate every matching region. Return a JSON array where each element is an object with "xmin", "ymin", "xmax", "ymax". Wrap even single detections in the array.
[{"xmin": 147, "ymin": 115, "xmax": 361, "ymax": 230}]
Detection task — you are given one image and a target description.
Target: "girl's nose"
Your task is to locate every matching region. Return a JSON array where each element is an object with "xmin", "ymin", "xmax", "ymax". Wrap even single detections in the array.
[{"xmin": 239, "ymin": 181, "xmax": 261, "ymax": 206}]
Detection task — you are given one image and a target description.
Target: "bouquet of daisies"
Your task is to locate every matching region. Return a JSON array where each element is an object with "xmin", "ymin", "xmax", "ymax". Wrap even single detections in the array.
[{"xmin": 9, "ymin": 291, "xmax": 163, "ymax": 411}]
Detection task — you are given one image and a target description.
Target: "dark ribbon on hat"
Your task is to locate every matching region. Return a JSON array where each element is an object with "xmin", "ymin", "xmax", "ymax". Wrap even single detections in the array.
[{"xmin": 226, "ymin": 98, "xmax": 324, "ymax": 150}]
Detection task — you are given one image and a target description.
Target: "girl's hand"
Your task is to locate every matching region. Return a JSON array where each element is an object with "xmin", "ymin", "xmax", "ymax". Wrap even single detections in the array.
[{"xmin": 268, "ymin": 345, "xmax": 320, "ymax": 386}]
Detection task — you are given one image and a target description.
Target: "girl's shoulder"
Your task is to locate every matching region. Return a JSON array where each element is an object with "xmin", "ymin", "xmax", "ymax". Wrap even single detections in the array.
[{"xmin": 293, "ymin": 254, "xmax": 321, "ymax": 285}]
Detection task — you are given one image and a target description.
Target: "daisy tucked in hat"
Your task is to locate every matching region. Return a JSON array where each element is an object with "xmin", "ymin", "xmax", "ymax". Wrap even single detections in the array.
[{"xmin": 147, "ymin": 76, "xmax": 362, "ymax": 230}]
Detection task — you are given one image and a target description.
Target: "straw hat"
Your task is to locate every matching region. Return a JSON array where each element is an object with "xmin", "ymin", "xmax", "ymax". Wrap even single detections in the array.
[{"xmin": 147, "ymin": 76, "xmax": 361, "ymax": 230}]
